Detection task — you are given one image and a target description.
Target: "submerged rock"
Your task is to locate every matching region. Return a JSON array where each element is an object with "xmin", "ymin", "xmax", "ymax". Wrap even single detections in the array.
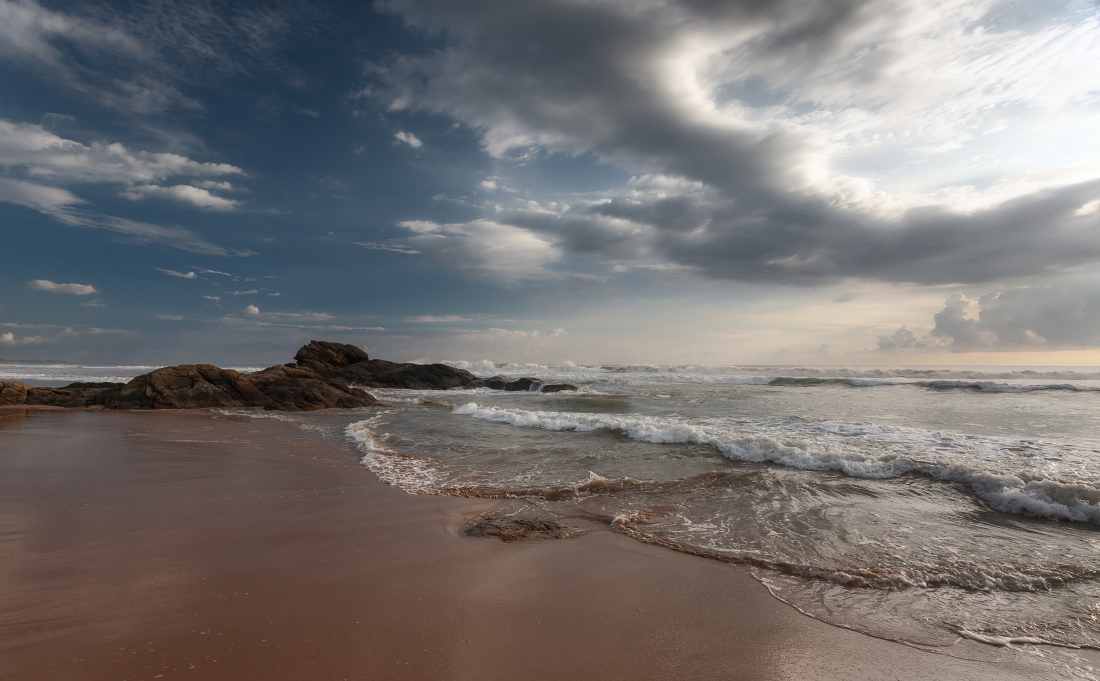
[
  {"xmin": 464, "ymin": 516, "xmax": 566, "ymax": 542},
  {"xmin": 540, "ymin": 383, "xmax": 579, "ymax": 393},
  {"xmin": 472, "ymin": 376, "xmax": 578, "ymax": 393}
]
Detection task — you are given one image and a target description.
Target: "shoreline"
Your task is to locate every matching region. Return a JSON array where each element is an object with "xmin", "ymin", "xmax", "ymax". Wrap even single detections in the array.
[{"xmin": 0, "ymin": 408, "xmax": 1063, "ymax": 680}]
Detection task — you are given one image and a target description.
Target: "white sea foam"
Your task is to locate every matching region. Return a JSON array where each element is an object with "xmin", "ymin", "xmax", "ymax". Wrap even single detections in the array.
[
  {"xmin": 956, "ymin": 630, "xmax": 1050, "ymax": 647},
  {"xmin": 345, "ymin": 417, "xmax": 446, "ymax": 493},
  {"xmin": 436, "ymin": 360, "xmax": 1100, "ymax": 393},
  {"xmin": 451, "ymin": 403, "xmax": 1100, "ymax": 525}
]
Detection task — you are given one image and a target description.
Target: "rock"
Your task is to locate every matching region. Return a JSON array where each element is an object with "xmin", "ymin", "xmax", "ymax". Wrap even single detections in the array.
[
  {"xmin": 464, "ymin": 516, "xmax": 566, "ymax": 542},
  {"xmin": 246, "ymin": 364, "xmax": 376, "ymax": 411},
  {"xmin": 25, "ymin": 387, "xmax": 98, "ymax": 408},
  {"xmin": 540, "ymin": 383, "xmax": 578, "ymax": 393},
  {"xmin": 338, "ymin": 359, "xmax": 480, "ymax": 390},
  {"xmin": 2, "ymin": 340, "xmax": 574, "ymax": 412},
  {"xmin": 288, "ymin": 340, "xmax": 477, "ymax": 390},
  {"xmin": 293, "ymin": 340, "xmax": 371, "ymax": 377},
  {"xmin": 102, "ymin": 364, "xmax": 270, "ymax": 410},
  {"xmin": 471, "ymin": 376, "xmax": 578, "ymax": 392},
  {"xmin": 0, "ymin": 381, "xmax": 31, "ymax": 406},
  {"xmin": 63, "ymin": 382, "xmax": 123, "ymax": 390}
]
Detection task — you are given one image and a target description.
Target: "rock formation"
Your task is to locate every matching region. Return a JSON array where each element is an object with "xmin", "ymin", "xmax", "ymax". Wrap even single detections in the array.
[
  {"xmin": 246, "ymin": 364, "xmax": 375, "ymax": 411},
  {"xmin": 0, "ymin": 340, "xmax": 576, "ymax": 411},
  {"xmin": 289, "ymin": 340, "xmax": 480, "ymax": 390},
  {"xmin": 473, "ymin": 376, "xmax": 579, "ymax": 393}
]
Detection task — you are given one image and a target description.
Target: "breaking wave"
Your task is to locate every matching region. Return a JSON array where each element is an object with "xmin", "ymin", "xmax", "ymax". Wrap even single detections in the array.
[{"xmin": 450, "ymin": 403, "xmax": 1100, "ymax": 525}]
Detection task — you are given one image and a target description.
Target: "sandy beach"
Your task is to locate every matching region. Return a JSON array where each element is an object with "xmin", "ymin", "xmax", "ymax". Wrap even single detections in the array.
[{"xmin": 0, "ymin": 408, "xmax": 1061, "ymax": 680}]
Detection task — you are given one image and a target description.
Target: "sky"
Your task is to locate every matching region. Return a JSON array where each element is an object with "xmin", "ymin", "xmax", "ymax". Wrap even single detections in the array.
[{"xmin": 1, "ymin": 0, "xmax": 1099, "ymax": 367}]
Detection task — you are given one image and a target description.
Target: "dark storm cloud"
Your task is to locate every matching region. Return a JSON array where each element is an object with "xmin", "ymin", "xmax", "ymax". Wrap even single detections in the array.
[
  {"xmin": 372, "ymin": 0, "xmax": 1100, "ymax": 286},
  {"xmin": 497, "ymin": 179, "xmax": 1100, "ymax": 284}
]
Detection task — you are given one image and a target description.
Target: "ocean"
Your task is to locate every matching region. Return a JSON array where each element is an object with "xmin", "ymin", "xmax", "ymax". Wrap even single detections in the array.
[{"xmin": 7, "ymin": 360, "xmax": 1100, "ymax": 664}]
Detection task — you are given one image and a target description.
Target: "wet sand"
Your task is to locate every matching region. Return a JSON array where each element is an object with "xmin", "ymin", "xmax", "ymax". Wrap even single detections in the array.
[{"xmin": 0, "ymin": 408, "xmax": 1048, "ymax": 680}]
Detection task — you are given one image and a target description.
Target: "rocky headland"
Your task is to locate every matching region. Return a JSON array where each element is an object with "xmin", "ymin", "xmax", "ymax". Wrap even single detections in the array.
[{"xmin": 0, "ymin": 340, "xmax": 576, "ymax": 411}]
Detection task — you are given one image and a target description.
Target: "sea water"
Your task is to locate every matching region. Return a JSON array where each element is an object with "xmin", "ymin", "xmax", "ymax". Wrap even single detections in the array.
[
  {"xmin": 10, "ymin": 360, "xmax": 1100, "ymax": 665},
  {"xmin": 342, "ymin": 363, "xmax": 1100, "ymax": 658}
]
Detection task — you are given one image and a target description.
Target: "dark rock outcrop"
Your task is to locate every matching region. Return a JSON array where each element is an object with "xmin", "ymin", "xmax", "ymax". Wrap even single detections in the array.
[
  {"xmin": 2, "ymin": 381, "xmax": 115, "ymax": 408},
  {"xmin": 285, "ymin": 339, "xmax": 478, "ymax": 390},
  {"xmin": 63, "ymin": 382, "xmax": 123, "ymax": 390},
  {"xmin": 25, "ymin": 386, "xmax": 104, "ymax": 408},
  {"xmin": 339, "ymin": 359, "xmax": 480, "ymax": 390},
  {"xmin": 0, "ymin": 340, "xmax": 576, "ymax": 411},
  {"xmin": 293, "ymin": 340, "xmax": 372, "ymax": 375},
  {"xmin": 472, "ymin": 376, "xmax": 578, "ymax": 393},
  {"xmin": 246, "ymin": 364, "xmax": 376, "ymax": 411},
  {"xmin": 101, "ymin": 364, "xmax": 270, "ymax": 410}
]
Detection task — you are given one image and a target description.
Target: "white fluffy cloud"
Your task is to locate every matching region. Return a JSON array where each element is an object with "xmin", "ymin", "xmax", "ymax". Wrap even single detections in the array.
[
  {"xmin": 122, "ymin": 184, "xmax": 240, "ymax": 210},
  {"xmin": 0, "ymin": 118, "xmax": 250, "ymax": 254},
  {"xmin": 391, "ymin": 219, "xmax": 563, "ymax": 280},
  {"xmin": 394, "ymin": 130, "xmax": 423, "ymax": 148},
  {"xmin": 27, "ymin": 279, "xmax": 98, "ymax": 295},
  {"xmin": 0, "ymin": 119, "xmax": 240, "ymax": 185},
  {"xmin": 155, "ymin": 267, "xmax": 197, "ymax": 279}
]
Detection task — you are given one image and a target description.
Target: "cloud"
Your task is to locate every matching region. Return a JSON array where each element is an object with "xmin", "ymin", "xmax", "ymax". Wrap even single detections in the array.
[
  {"xmin": 0, "ymin": 119, "xmax": 250, "ymax": 255},
  {"xmin": 0, "ymin": 119, "xmax": 243, "ymax": 185},
  {"xmin": 27, "ymin": 279, "xmax": 97, "ymax": 295},
  {"xmin": 354, "ymin": 241, "xmax": 421, "ymax": 254},
  {"xmin": 927, "ymin": 284, "xmax": 1100, "ymax": 349},
  {"xmin": 235, "ymin": 306, "xmax": 337, "ymax": 324},
  {"xmin": 406, "ymin": 314, "xmax": 477, "ymax": 322},
  {"xmin": 203, "ymin": 295, "xmax": 221, "ymax": 301},
  {"xmin": 155, "ymin": 314, "xmax": 183, "ymax": 320},
  {"xmin": 194, "ymin": 268, "xmax": 232, "ymax": 276},
  {"xmin": 368, "ymin": 0, "xmax": 1100, "ymax": 286},
  {"xmin": 52, "ymin": 209, "xmax": 252, "ymax": 256},
  {"xmin": 156, "ymin": 267, "xmax": 197, "ymax": 279},
  {"xmin": 0, "ymin": 178, "xmax": 83, "ymax": 211},
  {"xmin": 121, "ymin": 184, "xmax": 240, "ymax": 210},
  {"xmin": 387, "ymin": 219, "xmax": 562, "ymax": 280},
  {"xmin": 394, "ymin": 130, "xmax": 423, "ymax": 148},
  {"xmin": 229, "ymin": 290, "xmax": 260, "ymax": 295},
  {"xmin": 0, "ymin": 0, "xmax": 311, "ymax": 113},
  {"xmin": 0, "ymin": 325, "xmax": 78, "ymax": 345},
  {"xmin": 0, "ymin": 331, "xmax": 47, "ymax": 346},
  {"xmin": 876, "ymin": 325, "xmax": 932, "ymax": 352}
]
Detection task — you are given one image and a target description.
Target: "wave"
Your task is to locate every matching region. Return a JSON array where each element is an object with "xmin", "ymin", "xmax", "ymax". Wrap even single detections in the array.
[
  {"xmin": 450, "ymin": 403, "xmax": 1100, "ymax": 525},
  {"xmin": 441, "ymin": 360, "xmax": 1100, "ymax": 381},
  {"xmin": 344, "ymin": 414, "xmax": 1099, "ymax": 594},
  {"xmin": 438, "ymin": 360, "xmax": 1100, "ymax": 394},
  {"xmin": 770, "ymin": 376, "xmax": 1100, "ymax": 392},
  {"xmin": 611, "ymin": 520, "xmax": 1099, "ymax": 592}
]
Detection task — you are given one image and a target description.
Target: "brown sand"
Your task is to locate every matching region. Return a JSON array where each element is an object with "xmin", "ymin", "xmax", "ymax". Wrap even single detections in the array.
[{"xmin": 0, "ymin": 409, "xmax": 1048, "ymax": 680}]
